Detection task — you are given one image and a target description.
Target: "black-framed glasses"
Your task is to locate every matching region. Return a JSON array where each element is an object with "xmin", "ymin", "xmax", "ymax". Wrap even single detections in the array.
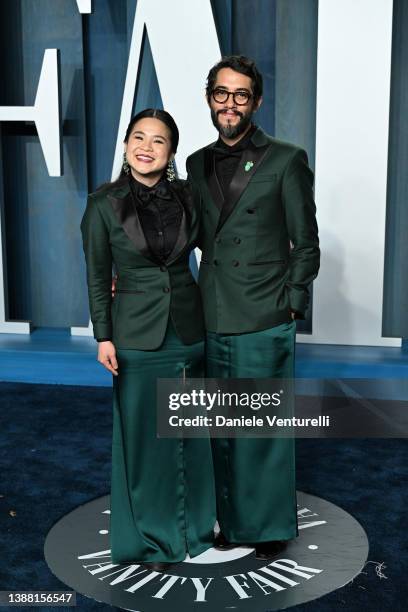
[{"xmin": 211, "ymin": 88, "xmax": 252, "ymax": 106}]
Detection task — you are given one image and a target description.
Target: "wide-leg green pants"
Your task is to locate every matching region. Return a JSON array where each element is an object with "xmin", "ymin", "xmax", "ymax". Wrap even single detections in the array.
[
  {"xmin": 110, "ymin": 322, "xmax": 216, "ymax": 564},
  {"xmin": 206, "ymin": 321, "xmax": 298, "ymax": 543}
]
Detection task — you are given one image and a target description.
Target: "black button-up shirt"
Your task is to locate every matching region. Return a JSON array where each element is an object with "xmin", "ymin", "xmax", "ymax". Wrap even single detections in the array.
[
  {"xmin": 129, "ymin": 176, "xmax": 182, "ymax": 262},
  {"xmin": 213, "ymin": 124, "xmax": 257, "ymax": 198}
]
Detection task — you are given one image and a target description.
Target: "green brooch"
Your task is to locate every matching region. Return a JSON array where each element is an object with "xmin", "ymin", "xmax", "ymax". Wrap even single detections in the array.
[{"xmin": 244, "ymin": 161, "xmax": 254, "ymax": 172}]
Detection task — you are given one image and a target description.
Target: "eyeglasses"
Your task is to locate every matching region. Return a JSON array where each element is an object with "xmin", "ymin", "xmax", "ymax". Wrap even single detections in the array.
[{"xmin": 211, "ymin": 88, "xmax": 252, "ymax": 106}]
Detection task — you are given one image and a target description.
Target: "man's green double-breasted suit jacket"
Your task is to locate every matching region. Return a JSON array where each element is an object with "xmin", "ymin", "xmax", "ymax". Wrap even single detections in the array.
[
  {"xmin": 81, "ymin": 178, "xmax": 205, "ymax": 350},
  {"xmin": 186, "ymin": 126, "xmax": 320, "ymax": 334}
]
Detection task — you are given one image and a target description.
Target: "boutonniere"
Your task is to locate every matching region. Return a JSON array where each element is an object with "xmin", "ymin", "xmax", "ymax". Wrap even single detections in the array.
[{"xmin": 244, "ymin": 161, "xmax": 254, "ymax": 172}]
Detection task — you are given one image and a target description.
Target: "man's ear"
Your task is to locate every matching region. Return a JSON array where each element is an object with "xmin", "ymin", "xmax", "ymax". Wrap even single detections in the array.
[
  {"xmin": 205, "ymin": 91, "xmax": 211, "ymax": 108},
  {"xmin": 254, "ymin": 96, "xmax": 263, "ymax": 112}
]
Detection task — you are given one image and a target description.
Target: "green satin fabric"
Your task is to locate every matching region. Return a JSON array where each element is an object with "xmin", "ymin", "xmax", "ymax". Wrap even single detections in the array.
[
  {"xmin": 110, "ymin": 322, "xmax": 216, "ymax": 564},
  {"xmin": 206, "ymin": 321, "xmax": 298, "ymax": 543}
]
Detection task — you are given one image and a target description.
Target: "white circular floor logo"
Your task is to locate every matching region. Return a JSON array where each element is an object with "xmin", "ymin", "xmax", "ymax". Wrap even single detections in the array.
[{"xmin": 45, "ymin": 491, "xmax": 368, "ymax": 611}]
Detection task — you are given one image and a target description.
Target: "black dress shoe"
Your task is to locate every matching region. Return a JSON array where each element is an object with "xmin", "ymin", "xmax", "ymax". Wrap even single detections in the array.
[
  {"xmin": 214, "ymin": 531, "xmax": 235, "ymax": 550},
  {"xmin": 255, "ymin": 540, "xmax": 288, "ymax": 560},
  {"xmin": 142, "ymin": 561, "xmax": 175, "ymax": 572}
]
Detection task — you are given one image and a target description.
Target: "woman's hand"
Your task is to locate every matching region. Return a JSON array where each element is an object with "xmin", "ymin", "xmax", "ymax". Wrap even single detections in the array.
[
  {"xmin": 111, "ymin": 275, "xmax": 118, "ymax": 297},
  {"xmin": 98, "ymin": 341, "xmax": 119, "ymax": 376}
]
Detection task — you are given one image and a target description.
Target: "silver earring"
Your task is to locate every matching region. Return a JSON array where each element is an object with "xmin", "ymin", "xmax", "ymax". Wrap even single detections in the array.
[
  {"xmin": 166, "ymin": 159, "xmax": 176, "ymax": 182},
  {"xmin": 123, "ymin": 152, "xmax": 130, "ymax": 175}
]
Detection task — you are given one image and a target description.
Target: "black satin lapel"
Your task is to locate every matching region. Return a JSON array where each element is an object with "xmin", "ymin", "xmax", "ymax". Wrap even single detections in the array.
[
  {"xmin": 108, "ymin": 192, "xmax": 156, "ymax": 263},
  {"xmin": 166, "ymin": 185, "xmax": 189, "ymax": 265},
  {"xmin": 216, "ymin": 142, "xmax": 271, "ymax": 232},
  {"xmin": 204, "ymin": 147, "xmax": 224, "ymax": 211}
]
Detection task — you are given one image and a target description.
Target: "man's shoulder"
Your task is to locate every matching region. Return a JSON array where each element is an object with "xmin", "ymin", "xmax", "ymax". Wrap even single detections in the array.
[
  {"xmin": 169, "ymin": 177, "xmax": 192, "ymax": 198},
  {"xmin": 255, "ymin": 128, "xmax": 304, "ymax": 157},
  {"xmin": 187, "ymin": 141, "xmax": 216, "ymax": 165}
]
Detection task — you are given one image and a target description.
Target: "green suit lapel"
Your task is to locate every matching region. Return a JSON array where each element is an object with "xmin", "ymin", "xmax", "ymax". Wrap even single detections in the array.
[
  {"xmin": 108, "ymin": 181, "xmax": 157, "ymax": 263},
  {"xmin": 165, "ymin": 182, "xmax": 190, "ymax": 265},
  {"xmin": 202, "ymin": 127, "xmax": 273, "ymax": 232},
  {"xmin": 108, "ymin": 178, "xmax": 191, "ymax": 266},
  {"xmin": 204, "ymin": 144, "xmax": 224, "ymax": 211},
  {"xmin": 216, "ymin": 134, "xmax": 271, "ymax": 232}
]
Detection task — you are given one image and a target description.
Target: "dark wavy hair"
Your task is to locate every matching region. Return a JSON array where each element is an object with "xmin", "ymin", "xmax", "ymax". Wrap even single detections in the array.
[{"xmin": 205, "ymin": 55, "xmax": 263, "ymax": 102}]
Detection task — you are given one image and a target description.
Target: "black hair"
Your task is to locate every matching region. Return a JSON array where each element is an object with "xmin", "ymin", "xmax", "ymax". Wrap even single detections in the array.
[
  {"xmin": 205, "ymin": 55, "xmax": 263, "ymax": 102},
  {"xmin": 124, "ymin": 108, "xmax": 179, "ymax": 152},
  {"xmin": 96, "ymin": 108, "xmax": 179, "ymax": 190}
]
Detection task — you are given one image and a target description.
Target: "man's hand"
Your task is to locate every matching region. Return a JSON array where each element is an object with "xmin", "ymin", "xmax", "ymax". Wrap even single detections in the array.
[
  {"xmin": 290, "ymin": 311, "xmax": 296, "ymax": 320},
  {"xmin": 98, "ymin": 341, "xmax": 118, "ymax": 376},
  {"xmin": 111, "ymin": 275, "xmax": 118, "ymax": 297}
]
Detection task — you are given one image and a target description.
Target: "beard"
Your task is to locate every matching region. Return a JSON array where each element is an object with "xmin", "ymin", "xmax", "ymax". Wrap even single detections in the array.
[{"xmin": 211, "ymin": 107, "xmax": 253, "ymax": 139}]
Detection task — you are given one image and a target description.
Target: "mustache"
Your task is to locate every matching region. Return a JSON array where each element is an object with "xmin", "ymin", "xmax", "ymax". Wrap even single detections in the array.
[{"xmin": 217, "ymin": 109, "xmax": 244, "ymax": 119}]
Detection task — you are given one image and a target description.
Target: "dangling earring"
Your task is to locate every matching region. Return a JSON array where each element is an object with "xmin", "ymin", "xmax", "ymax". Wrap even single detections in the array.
[
  {"xmin": 123, "ymin": 152, "xmax": 130, "ymax": 175},
  {"xmin": 166, "ymin": 159, "xmax": 176, "ymax": 182}
]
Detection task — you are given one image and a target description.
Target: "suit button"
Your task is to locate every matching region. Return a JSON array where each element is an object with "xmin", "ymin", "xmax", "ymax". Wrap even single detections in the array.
[
  {"xmin": 213, "ymin": 259, "xmax": 219, "ymax": 266},
  {"xmin": 232, "ymin": 260, "xmax": 239, "ymax": 267},
  {"xmin": 247, "ymin": 208, "xmax": 255, "ymax": 214},
  {"xmin": 233, "ymin": 237, "xmax": 241, "ymax": 244},
  {"xmin": 163, "ymin": 287, "xmax": 170, "ymax": 293},
  {"xmin": 215, "ymin": 236, "xmax": 221, "ymax": 244},
  {"xmin": 160, "ymin": 265, "xmax": 167, "ymax": 272}
]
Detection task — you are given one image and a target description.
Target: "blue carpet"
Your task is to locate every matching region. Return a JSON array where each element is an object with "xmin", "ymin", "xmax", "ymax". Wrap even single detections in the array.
[
  {"xmin": 1, "ymin": 327, "xmax": 407, "ymax": 386},
  {"xmin": 0, "ymin": 382, "xmax": 406, "ymax": 611}
]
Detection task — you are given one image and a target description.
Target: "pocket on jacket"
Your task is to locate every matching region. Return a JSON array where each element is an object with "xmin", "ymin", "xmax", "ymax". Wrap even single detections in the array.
[
  {"xmin": 250, "ymin": 173, "xmax": 278, "ymax": 184},
  {"xmin": 114, "ymin": 289, "xmax": 146, "ymax": 294},
  {"xmin": 247, "ymin": 260, "xmax": 287, "ymax": 281},
  {"xmin": 247, "ymin": 260, "xmax": 286, "ymax": 266}
]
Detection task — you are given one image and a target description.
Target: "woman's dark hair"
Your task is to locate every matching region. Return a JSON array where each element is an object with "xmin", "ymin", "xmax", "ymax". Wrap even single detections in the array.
[
  {"xmin": 96, "ymin": 108, "xmax": 179, "ymax": 190},
  {"xmin": 124, "ymin": 108, "xmax": 179, "ymax": 152},
  {"xmin": 205, "ymin": 55, "xmax": 263, "ymax": 102}
]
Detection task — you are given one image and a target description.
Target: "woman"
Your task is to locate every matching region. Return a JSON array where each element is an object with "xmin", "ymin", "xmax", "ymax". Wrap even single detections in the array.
[{"xmin": 81, "ymin": 109, "xmax": 215, "ymax": 571}]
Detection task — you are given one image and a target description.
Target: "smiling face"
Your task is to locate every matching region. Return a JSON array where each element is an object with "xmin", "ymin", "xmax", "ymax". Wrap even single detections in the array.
[
  {"xmin": 124, "ymin": 117, "xmax": 173, "ymax": 185},
  {"xmin": 208, "ymin": 67, "xmax": 262, "ymax": 143}
]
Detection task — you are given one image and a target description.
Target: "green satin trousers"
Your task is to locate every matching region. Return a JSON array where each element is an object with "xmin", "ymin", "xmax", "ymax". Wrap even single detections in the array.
[
  {"xmin": 206, "ymin": 321, "xmax": 298, "ymax": 543},
  {"xmin": 110, "ymin": 321, "xmax": 216, "ymax": 564}
]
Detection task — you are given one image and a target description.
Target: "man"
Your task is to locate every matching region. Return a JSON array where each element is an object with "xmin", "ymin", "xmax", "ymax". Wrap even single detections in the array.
[{"xmin": 186, "ymin": 55, "xmax": 320, "ymax": 559}]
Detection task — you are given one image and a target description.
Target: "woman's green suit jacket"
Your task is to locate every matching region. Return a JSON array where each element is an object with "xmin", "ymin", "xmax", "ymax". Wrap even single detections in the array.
[{"xmin": 81, "ymin": 178, "xmax": 205, "ymax": 349}]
